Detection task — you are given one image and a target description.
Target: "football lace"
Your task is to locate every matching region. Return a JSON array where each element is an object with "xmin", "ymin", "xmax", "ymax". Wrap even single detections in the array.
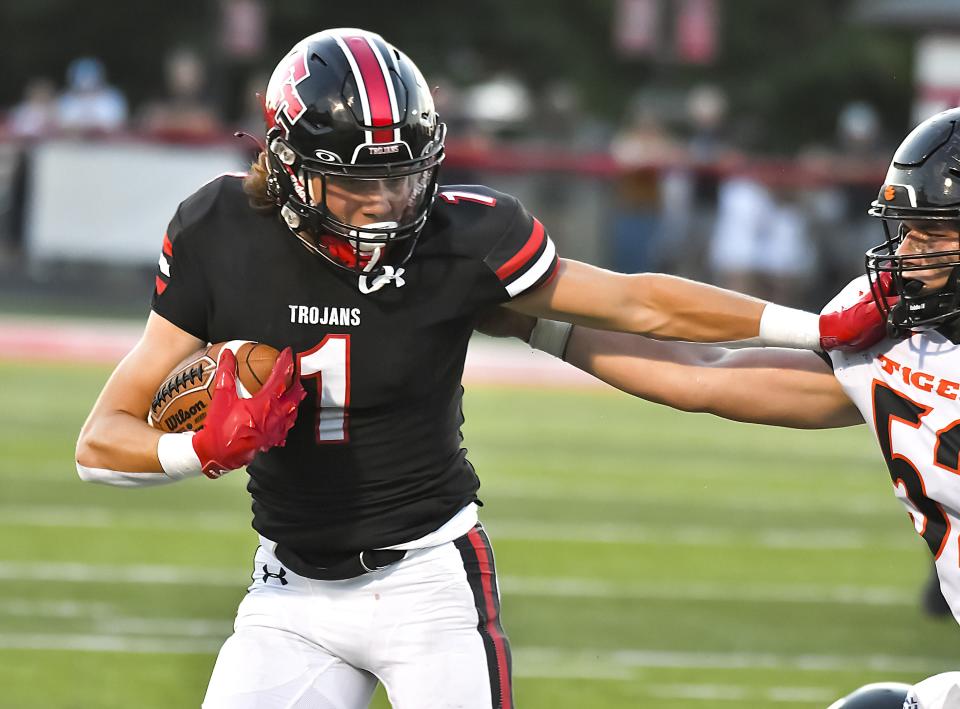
[{"xmin": 151, "ymin": 364, "xmax": 206, "ymax": 411}]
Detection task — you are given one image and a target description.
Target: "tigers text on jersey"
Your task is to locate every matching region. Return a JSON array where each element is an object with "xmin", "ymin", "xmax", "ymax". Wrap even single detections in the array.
[
  {"xmin": 152, "ymin": 176, "xmax": 558, "ymax": 561},
  {"xmin": 827, "ymin": 277, "xmax": 960, "ymax": 622}
]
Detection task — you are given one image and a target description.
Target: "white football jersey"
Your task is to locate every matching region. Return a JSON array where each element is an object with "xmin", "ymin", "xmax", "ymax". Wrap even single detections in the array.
[
  {"xmin": 907, "ymin": 671, "xmax": 960, "ymax": 708},
  {"xmin": 827, "ymin": 276, "xmax": 960, "ymax": 623}
]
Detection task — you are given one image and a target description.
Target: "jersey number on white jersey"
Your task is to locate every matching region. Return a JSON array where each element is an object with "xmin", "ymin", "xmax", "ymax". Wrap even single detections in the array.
[{"xmin": 872, "ymin": 380, "xmax": 954, "ymax": 558}]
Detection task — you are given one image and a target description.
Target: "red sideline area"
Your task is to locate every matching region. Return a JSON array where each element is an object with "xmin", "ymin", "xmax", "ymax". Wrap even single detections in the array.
[{"xmin": 0, "ymin": 316, "xmax": 602, "ymax": 389}]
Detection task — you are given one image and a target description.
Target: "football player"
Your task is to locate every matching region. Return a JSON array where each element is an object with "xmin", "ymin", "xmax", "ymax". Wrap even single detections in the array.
[
  {"xmin": 527, "ymin": 107, "xmax": 960, "ymax": 626},
  {"xmin": 75, "ymin": 28, "xmax": 887, "ymax": 709},
  {"xmin": 906, "ymin": 672, "xmax": 960, "ymax": 708},
  {"xmin": 827, "ymin": 682, "xmax": 914, "ymax": 709},
  {"xmin": 828, "ymin": 672, "xmax": 960, "ymax": 709}
]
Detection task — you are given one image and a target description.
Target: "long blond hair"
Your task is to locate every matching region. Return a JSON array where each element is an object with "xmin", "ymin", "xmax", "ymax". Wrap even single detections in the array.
[{"xmin": 242, "ymin": 151, "xmax": 278, "ymax": 214}]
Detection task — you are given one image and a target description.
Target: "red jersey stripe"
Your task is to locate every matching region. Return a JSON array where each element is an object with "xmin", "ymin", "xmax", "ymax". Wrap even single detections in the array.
[
  {"xmin": 495, "ymin": 219, "xmax": 545, "ymax": 281},
  {"xmin": 467, "ymin": 527, "xmax": 512, "ymax": 709},
  {"xmin": 155, "ymin": 275, "xmax": 167, "ymax": 296},
  {"xmin": 343, "ymin": 36, "xmax": 395, "ymax": 143},
  {"xmin": 162, "ymin": 233, "xmax": 173, "ymax": 257},
  {"xmin": 542, "ymin": 259, "xmax": 561, "ymax": 287}
]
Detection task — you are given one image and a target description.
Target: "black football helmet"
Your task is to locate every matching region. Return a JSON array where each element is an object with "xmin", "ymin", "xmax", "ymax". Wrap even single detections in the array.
[
  {"xmin": 867, "ymin": 107, "xmax": 960, "ymax": 336},
  {"xmin": 262, "ymin": 28, "xmax": 445, "ymax": 277},
  {"xmin": 827, "ymin": 682, "xmax": 913, "ymax": 709}
]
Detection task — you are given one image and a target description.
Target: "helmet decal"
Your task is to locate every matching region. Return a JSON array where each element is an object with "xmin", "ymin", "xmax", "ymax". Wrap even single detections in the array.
[
  {"xmin": 314, "ymin": 149, "xmax": 342, "ymax": 163},
  {"xmin": 265, "ymin": 47, "xmax": 311, "ymax": 137}
]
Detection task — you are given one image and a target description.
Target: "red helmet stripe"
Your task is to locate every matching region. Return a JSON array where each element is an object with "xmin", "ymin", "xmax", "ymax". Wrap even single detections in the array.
[{"xmin": 343, "ymin": 35, "xmax": 396, "ymax": 143}]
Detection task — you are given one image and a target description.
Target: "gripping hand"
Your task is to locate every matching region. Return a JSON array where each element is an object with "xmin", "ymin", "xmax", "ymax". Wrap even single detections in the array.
[
  {"xmin": 191, "ymin": 348, "xmax": 305, "ymax": 478},
  {"xmin": 819, "ymin": 273, "xmax": 899, "ymax": 352}
]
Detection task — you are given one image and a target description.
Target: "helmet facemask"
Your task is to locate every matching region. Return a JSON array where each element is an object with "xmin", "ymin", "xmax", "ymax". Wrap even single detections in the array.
[
  {"xmin": 866, "ymin": 213, "xmax": 960, "ymax": 337},
  {"xmin": 268, "ymin": 128, "xmax": 444, "ymax": 277}
]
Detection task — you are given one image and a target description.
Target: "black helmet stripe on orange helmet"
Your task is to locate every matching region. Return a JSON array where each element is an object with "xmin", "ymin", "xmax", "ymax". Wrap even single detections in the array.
[{"xmin": 262, "ymin": 28, "xmax": 445, "ymax": 279}]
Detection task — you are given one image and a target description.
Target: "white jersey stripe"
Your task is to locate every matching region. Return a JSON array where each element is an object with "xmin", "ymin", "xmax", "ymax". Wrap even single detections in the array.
[
  {"xmin": 158, "ymin": 254, "xmax": 170, "ymax": 278},
  {"xmin": 332, "ymin": 34, "xmax": 373, "ymax": 145},
  {"xmin": 366, "ymin": 36, "xmax": 402, "ymax": 142},
  {"xmin": 506, "ymin": 238, "xmax": 556, "ymax": 297}
]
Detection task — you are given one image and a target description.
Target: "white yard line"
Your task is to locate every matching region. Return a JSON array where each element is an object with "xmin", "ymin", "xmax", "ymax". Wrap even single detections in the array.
[
  {"xmin": 519, "ymin": 646, "xmax": 951, "ymax": 675},
  {"xmin": 502, "ymin": 577, "xmax": 914, "ymax": 606},
  {"xmin": 0, "ymin": 561, "xmax": 241, "ymax": 585},
  {"xmin": 647, "ymin": 683, "xmax": 836, "ymax": 703},
  {"xmin": 0, "ymin": 562, "xmax": 915, "ymax": 606},
  {"xmin": 0, "ymin": 598, "xmax": 115, "ymax": 618},
  {"xmin": 0, "ymin": 632, "xmax": 945, "ymax": 686},
  {"xmin": 0, "ymin": 633, "xmax": 222, "ymax": 655},
  {"xmin": 0, "ymin": 505, "xmax": 916, "ymax": 550},
  {"xmin": 486, "ymin": 483, "xmax": 893, "ymax": 515}
]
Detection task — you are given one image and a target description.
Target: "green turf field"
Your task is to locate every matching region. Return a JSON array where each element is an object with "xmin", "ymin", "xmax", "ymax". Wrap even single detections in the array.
[{"xmin": 1, "ymin": 359, "xmax": 957, "ymax": 708}]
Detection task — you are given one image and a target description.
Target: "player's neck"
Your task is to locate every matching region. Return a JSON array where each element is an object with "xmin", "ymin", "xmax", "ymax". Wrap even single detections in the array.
[{"xmin": 936, "ymin": 315, "xmax": 960, "ymax": 344}]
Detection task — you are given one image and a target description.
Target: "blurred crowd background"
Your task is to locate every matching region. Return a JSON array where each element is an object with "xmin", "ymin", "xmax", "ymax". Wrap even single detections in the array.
[{"xmin": 1, "ymin": 0, "xmax": 957, "ymax": 314}]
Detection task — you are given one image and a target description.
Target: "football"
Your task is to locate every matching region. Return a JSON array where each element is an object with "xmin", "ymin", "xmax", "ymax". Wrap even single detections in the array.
[{"xmin": 149, "ymin": 341, "xmax": 281, "ymax": 433}]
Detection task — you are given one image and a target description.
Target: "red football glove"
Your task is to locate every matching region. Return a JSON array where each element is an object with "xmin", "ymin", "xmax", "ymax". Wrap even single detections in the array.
[
  {"xmin": 819, "ymin": 273, "xmax": 899, "ymax": 352},
  {"xmin": 192, "ymin": 347, "xmax": 306, "ymax": 478}
]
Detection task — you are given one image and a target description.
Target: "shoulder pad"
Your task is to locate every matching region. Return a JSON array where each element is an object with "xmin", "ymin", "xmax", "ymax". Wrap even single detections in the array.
[
  {"xmin": 167, "ymin": 174, "xmax": 247, "ymax": 246},
  {"xmin": 821, "ymin": 275, "xmax": 873, "ymax": 315}
]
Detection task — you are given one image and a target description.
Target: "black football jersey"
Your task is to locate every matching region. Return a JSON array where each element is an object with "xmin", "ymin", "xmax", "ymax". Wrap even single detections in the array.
[{"xmin": 152, "ymin": 176, "xmax": 558, "ymax": 558}]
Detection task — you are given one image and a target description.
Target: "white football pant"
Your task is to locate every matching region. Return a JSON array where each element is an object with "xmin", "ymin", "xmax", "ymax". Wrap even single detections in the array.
[{"xmin": 202, "ymin": 524, "xmax": 513, "ymax": 709}]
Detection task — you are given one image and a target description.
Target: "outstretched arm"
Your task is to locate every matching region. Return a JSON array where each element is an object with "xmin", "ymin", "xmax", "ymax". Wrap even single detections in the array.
[
  {"xmin": 507, "ymin": 259, "xmax": 765, "ymax": 342},
  {"xmin": 563, "ymin": 326, "xmax": 861, "ymax": 429},
  {"xmin": 504, "ymin": 258, "xmax": 890, "ymax": 352}
]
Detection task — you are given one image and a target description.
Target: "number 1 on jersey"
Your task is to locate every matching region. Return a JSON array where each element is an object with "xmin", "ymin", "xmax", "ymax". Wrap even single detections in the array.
[{"xmin": 298, "ymin": 335, "xmax": 350, "ymax": 443}]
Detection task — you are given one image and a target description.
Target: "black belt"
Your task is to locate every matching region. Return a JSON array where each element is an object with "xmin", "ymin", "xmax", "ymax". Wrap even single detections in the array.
[{"xmin": 274, "ymin": 544, "xmax": 407, "ymax": 581}]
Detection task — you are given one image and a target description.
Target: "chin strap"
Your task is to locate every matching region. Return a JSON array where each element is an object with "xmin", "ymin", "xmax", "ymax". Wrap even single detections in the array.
[{"xmin": 888, "ymin": 269, "xmax": 960, "ymax": 337}]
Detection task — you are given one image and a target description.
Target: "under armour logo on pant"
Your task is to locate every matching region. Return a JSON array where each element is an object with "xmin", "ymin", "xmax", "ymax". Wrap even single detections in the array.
[{"xmin": 262, "ymin": 565, "xmax": 288, "ymax": 585}]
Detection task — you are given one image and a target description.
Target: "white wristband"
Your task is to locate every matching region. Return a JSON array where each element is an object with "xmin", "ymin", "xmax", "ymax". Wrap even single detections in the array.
[
  {"xmin": 529, "ymin": 319, "xmax": 574, "ymax": 360},
  {"xmin": 758, "ymin": 303, "xmax": 821, "ymax": 350},
  {"xmin": 157, "ymin": 432, "xmax": 203, "ymax": 481}
]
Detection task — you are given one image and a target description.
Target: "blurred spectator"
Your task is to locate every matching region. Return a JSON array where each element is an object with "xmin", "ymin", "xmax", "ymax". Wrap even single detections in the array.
[
  {"xmin": 8, "ymin": 78, "xmax": 58, "ymax": 139},
  {"xmin": 707, "ymin": 176, "xmax": 816, "ymax": 303},
  {"xmin": 837, "ymin": 101, "xmax": 884, "ymax": 160},
  {"xmin": 533, "ymin": 81, "xmax": 610, "ymax": 150},
  {"xmin": 216, "ymin": 0, "xmax": 267, "ymax": 123},
  {"xmin": 431, "ymin": 76, "xmax": 472, "ymax": 146},
  {"xmin": 138, "ymin": 48, "xmax": 222, "ymax": 139},
  {"xmin": 686, "ymin": 83, "xmax": 728, "ymax": 161},
  {"xmin": 461, "ymin": 73, "xmax": 533, "ymax": 141},
  {"xmin": 57, "ymin": 57, "xmax": 128, "ymax": 134},
  {"xmin": 806, "ymin": 101, "xmax": 890, "ymax": 301},
  {"xmin": 609, "ymin": 104, "xmax": 681, "ymax": 272},
  {"xmin": 663, "ymin": 84, "xmax": 734, "ymax": 279}
]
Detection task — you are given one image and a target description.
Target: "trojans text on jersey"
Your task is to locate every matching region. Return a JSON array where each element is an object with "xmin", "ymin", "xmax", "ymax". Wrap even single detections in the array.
[{"xmin": 288, "ymin": 305, "xmax": 362, "ymax": 326}]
